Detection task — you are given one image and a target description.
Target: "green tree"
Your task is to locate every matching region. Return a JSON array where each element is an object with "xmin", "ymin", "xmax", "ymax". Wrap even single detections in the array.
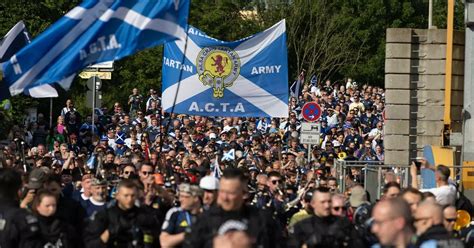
[{"xmin": 0, "ymin": 0, "xmax": 466, "ymax": 137}]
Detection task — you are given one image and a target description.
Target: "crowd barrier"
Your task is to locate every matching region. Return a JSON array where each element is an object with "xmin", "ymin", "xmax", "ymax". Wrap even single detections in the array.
[{"xmin": 334, "ymin": 160, "xmax": 474, "ymax": 202}]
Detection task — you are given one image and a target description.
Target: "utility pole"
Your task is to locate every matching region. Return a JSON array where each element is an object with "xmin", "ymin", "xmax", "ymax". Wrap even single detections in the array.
[
  {"xmin": 463, "ymin": 1, "xmax": 474, "ymax": 183},
  {"xmin": 443, "ymin": 0, "xmax": 454, "ymax": 146},
  {"xmin": 429, "ymin": 0, "xmax": 433, "ymax": 29}
]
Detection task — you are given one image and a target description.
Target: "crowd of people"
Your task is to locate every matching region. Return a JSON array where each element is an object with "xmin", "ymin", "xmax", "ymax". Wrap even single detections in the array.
[{"xmin": 0, "ymin": 79, "xmax": 473, "ymax": 247}]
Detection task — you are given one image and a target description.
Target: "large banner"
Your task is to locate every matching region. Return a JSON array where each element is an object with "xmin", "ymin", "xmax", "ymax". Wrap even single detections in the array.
[
  {"xmin": 1, "ymin": 0, "xmax": 190, "ymax": 99},
  {"xmin": 162, "ymin": 20, "xmax": 288, "ymax": 117}
]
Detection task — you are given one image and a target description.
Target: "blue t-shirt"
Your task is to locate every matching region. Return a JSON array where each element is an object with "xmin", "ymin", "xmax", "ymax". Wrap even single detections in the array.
[
  {"xmin": 84, "ymin": 199, "xmax": 106, "ymax": 217},
  {"xmin": 161, "ymin": 207, "xmax": 194, "ymax": 235}
]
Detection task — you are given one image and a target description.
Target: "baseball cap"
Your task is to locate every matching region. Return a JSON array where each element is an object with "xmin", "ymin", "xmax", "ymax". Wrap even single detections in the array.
[
  {"xmin": 28, "ymin": 168, "xmax": 49, "ymax": 189},
  {"xmin": 349, "ymin": 185, "xmax": 369, "ymax": 208},
  {"xmin": 199, "ymin": 176, "xmax": 219, "ymax": 191},
  {"xmin": 178, "ymin": 183, "xmax": 203, "ymax": 197},
  {"xmin": 209, "ymin": 133, "xmax": 217, "ymax": 139},
  {"xmin": 91, "ymin": 178, "xmax": 107, "ymax": 186}
]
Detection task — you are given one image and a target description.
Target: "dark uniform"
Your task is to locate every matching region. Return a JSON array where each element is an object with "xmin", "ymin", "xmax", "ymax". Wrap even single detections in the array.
[
  {"xmin": 288, "ymin": 214, "xmax": 364, "ymax": 248},
  {"xmin": 0, "ymin": 201, "xmax": 43, "ymax": 248},
  {"xmin": 184, "ymin": 205, "xmax": 284, "ymax": 248},
  {"xmin": 416, "ymin": 224, "xmax": 464, "ymax": 248},
  {"xmin": 83, "ymin": 203, "xmax": 160, "ymax": 248},
  {"xmin": 36, "ymin": 215, "xmax": 80, "ymax": 248}
]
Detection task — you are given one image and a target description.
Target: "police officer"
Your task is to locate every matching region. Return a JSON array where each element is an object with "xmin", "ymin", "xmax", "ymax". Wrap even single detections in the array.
[
  {"xmin": 414, "ymin": 200, "xmax": 464, "ymax": 247},
  {"xmin": 288, "ymin": 187, "xmax": 363, "ymax": 248},
  {"xmin": 83, "ymin": 179, "xmax": 160, "ymax": 247},
  {"xmin": 0, "ymin": 168, "xmax": 43, "ymax": 247},
  {"xmin": 184, "ymin": 167, "xmax": 284, "ymax": 248}
]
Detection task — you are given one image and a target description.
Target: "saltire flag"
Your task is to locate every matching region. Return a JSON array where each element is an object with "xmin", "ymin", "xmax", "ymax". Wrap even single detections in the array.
[
  {"xmin": 256, "ymin": 118, "xmax": 270, "ymax": 133},
  {"xmin": 162, "ymin": 20, "xmax": 288, "ymax": 117},
  {"xmin": 221, "ymin": 149, "xmax": 235, "ymax": 162},
  {"xmin": 213, "ymin": 155, "xmax": 222, "ymax": 179},
  {"xmin": 290, "ymin": 70, "xmax": 305, "ymax": 99},
  {"xmin": 1, "ymin": 0, "xmax": 190, "ymax": 99},
  {"xmin": 289, "ymin": 80, "xmax": 297, "ymax": 98},
  {"xmin": 0, "ymin": 21, "xmax": 30, "ymax": 63},
  {"xmin": 87, "ymin": 154, "xmax": 96, "ymax": 169},
  {"xmin": 310, "ymin": 74, "xmax": 317, "ymax": 87},
  {"xmin": 0, "ymin": 21, "xmax": 58, "ymax": 98}
]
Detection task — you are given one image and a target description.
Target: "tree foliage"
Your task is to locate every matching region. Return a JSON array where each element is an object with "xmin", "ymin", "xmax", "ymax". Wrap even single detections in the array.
[{"xmin": 0, "ymin": 0, "xmax": 466, "ymax": 135}]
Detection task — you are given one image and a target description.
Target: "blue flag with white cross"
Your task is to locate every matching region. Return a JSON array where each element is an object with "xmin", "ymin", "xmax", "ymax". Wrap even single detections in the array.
[
  {"xmin": 1, "ymin": 0, "xmax": 190, "ymax": 99},
  {"xmin": 162, "ymin": 20, "xmax": 289, "ymax": 117}
]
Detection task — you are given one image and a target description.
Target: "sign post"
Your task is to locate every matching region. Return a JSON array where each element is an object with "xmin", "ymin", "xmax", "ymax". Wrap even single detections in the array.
[
  {"xmin": 86, "ymin": 76, "xmax": 103, "ymax": 132},
  {"xmin": 300, "ymin": 102, "xmax": 322, "ymax": 163},
  {"xmin": 83, "ymin": 61, "xmax": 112, "ymax": 133},
  {"xmin": 300, "ymin": 122, "xmax": 321, "ymax": 162},
  {"xmin": 301, "ymin": 102, "xmax": 322, "ymax": 122}
]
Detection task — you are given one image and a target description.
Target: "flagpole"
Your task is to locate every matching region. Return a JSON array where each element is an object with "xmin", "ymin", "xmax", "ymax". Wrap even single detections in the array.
[
  {"xmin": 91, "ymin": 76, "xmax": 96, "ymax": 134},
  {"xmin": 160, "ymin": 26, "xmax": 190, "ymax": 155},
  {"xmin": 49, "ymin": 97, "xmax": 53, "ymax": 128}
]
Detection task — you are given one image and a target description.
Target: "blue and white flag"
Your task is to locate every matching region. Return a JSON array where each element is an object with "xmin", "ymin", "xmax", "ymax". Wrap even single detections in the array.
[
  {"xmin": 162, "ymin": 20, "xmax": 288, "ymax": 117},
  {"xmin": 221, "ymin": 148, "xmax": 235, "ymax": 162},
  {"xmin": 289, "ymin": 81, "xmax": 297, "ymax": 98},
  {"xmin": 86, "ymin": 154, "xmax": 96, "ymax": 169},
  {"xmin": 2, "ymin": 0, "xmax": 190, "ymax": 98},
  {"xmin": 0, "ymin": 21, "xmax": 30, "ymax": 63},
  {"xmin": 213, "ymin": 155, "xmax": 222, "ymax": 179},
  {"xmin": 310, "ymin": 74, "xmax": 317, "ymax": 87},
  {"xmin": 256, "ymin": 118, "xmax": 270, "ymax": 133},
  {"xmin": 0, "ymin": 21, "xmax": 60, "ymax": 98}
]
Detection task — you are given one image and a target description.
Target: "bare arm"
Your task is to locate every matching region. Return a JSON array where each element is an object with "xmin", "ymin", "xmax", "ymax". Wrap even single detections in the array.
[{"xmin": 410, "ymin": 162, "xmax": 418, "ymax": 189}]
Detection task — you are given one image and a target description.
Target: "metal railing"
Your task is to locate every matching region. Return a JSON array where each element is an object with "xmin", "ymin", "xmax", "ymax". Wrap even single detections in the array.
[
  {"xmin": 334, "ymin": 160, "xmax": 410, "ymax": 201},
  {"xmin": 334, "ymin": 160, "xmax": 474, "ymax": 201}
]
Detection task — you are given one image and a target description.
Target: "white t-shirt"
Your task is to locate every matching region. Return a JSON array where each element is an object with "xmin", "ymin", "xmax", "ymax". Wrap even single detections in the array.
[{"xmin": 420, "ymin": 185, "xmax": 457, "ymax": 205}]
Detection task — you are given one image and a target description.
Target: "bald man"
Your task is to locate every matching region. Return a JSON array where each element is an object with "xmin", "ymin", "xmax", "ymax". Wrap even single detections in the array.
[
  {"xmin": 414, "ymin": 201, "xmax": 463, "ymax": 247},
  {"xmin": 443, "ymin": 205, "xmax": 457, "ymax": 235},
  {"xmin": 371, "ymin": 197, "xmax": 415, "ymax": 247}
]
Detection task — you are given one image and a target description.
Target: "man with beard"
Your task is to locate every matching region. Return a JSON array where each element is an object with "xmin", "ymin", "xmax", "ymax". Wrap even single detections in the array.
[{"xmin": 84, "ymin": 178, "xmax": 108, "ymax": 217}]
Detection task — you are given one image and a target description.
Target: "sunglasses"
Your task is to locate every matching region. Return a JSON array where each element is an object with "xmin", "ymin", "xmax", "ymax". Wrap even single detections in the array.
[
  {"xmin": 332, "ymin": 206, "xmax": 347, "ymax": 211},
  {"xmin": 141, "ymin": 171, "xmax": 153, "ymax": 175},
  {"xmin": 445, "ymin": 218, "xmax": 457, "ymax": 223},
  {"xmin": 124, "ymin": 171, "xmax": 135, "ymax": 175},
  {"xmin": 271, "ymin": 180, "xmax": 282, "ymax": 185}
]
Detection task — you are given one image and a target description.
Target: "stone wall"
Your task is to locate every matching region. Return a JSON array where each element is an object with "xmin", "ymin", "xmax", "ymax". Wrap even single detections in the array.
[{"xmin": 384, "ymin": 28, "xmax": 464, "ymax": 165}]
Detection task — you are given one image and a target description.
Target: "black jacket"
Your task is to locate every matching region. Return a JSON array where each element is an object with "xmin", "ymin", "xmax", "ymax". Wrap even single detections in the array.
[
  {"xmin": 288, "ymin": 214, "xmax": 364, "ymax": 248},
  {"xmin": 83, "ymin": 203, "xmax": 160, "ymax": 248},
  {"xmin": 36, "ymin": 215, "xmax": 80, "ymax": 248},
  {"xmin": 416, "ymin": 224, "xmax": 464, "ymax": 248},
  {"xmin": 0, "ymin": 200, "xmax": 43, "ymax": 248},
  {"xmin": 183, "ymin": 205, "xmax": 284, "ymax": 248},
  {"xmin": 56, "ymin": 195, "xmax": 86, "ymax": 234}
]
